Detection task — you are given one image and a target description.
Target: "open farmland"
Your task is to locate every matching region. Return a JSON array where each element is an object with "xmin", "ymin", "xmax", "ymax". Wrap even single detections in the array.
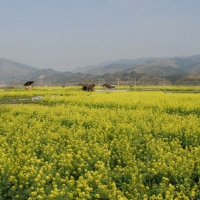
[{"xmin": 0, "ymin": 87, "xmax": 200, "ymax": 199}]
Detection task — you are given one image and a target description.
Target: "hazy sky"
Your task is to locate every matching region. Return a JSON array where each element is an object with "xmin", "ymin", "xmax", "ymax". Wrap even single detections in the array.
[{"xmin": 0, "ymin": 0, "xmax": 200, "ymax": 71}]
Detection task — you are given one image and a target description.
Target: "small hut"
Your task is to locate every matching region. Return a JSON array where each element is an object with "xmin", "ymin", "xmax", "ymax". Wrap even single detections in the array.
[
  {"xmin": 79, "ymin": 82, "xmax": 95, "ymax": 91},
  {"xmin": 24, "ymin": 81, "xmax": 34, "ymax": 90},
  {"xmin": 102, "ymin": 83, "xmax": 115, "ymax": 89}
]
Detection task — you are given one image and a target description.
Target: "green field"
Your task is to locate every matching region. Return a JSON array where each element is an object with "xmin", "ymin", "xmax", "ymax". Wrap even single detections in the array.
[{"xmin": 0, "ymin": 87, "xmax": 199, "ymax": 199}]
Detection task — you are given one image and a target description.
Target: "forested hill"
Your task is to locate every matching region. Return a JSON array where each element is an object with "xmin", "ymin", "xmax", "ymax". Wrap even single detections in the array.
[
  {"xmin": 1, "ymin": 54, "xmax": 200, "ymax": 86},
  {"xmin": 73, "ymin": 54, "xmax": 200, "ymax": 75},
  {"xmin": 0, "ymin": 58, "xmax": 38, "ymax": 81}
]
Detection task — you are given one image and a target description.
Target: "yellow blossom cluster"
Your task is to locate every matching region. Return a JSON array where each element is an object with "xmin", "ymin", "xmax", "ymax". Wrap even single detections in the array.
[{"xmin": 0, "ymin": 87, "xmax": 199, "ymax": 199}]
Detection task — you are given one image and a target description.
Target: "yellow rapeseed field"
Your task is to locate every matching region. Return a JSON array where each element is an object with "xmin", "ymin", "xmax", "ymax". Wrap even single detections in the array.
[{"xmin": 0, "ymin": 88, "xmax": 199, "ymax": 199}]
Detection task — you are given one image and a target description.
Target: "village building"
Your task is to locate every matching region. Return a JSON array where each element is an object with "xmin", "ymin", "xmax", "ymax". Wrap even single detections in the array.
[
  {"xmin": 24, "ymin": 81, "xmax": 34, "ymax": 90},
  {"xmin": 78, "ymin": 82, "xmax": 95, "ymax": 91},
  {"xmin": 102, "ymin": 83, "xmax": 115, "ymax": 89}
]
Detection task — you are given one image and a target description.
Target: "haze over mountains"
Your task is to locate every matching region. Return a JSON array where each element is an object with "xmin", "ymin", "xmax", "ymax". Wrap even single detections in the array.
[
  {"xmin": 72, "ymin": 54, "xmax": 200, "ymax": 75},
  {"xmin": 1, "ymin": 54, "xmax": 200, "ymax": 86}
]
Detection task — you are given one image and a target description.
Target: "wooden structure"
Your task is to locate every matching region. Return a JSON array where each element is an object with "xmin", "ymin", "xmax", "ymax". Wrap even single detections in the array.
[
  {"xmin": 79, "ymin": 82, "xmax": 95, "ymax": 91},
  {"xmin": 102, "ymin": 83, "xmax": 115, "ymax": 89},
  {"xmin": 24, "ymin": 81, "xmax": 34, "ymax": 90}
]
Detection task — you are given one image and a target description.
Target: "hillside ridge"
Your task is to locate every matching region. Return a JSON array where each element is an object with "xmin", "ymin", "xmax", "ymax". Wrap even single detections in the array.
[{"xmin": 1, "ymin": 54, "xmax": 200, "ymax": 86}]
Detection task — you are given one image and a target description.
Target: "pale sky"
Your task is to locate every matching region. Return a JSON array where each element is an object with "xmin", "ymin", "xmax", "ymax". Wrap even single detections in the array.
[{"xmin": 0, "ymin": 0, "xmax": 200, "ymax": 71}]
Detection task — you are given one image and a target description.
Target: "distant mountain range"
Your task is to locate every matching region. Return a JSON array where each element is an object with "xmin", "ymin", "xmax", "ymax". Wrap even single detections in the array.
[
  {"xmin": 1, "ymin": 54, "xmax": 200, "ymax": 86},
  {"xmin": 0, "ymin": 58, "xmax": 37, "ymax": 81},
  {"xmin": 73, "ymin": 54, "xmax": 200, "ymax": 75}
]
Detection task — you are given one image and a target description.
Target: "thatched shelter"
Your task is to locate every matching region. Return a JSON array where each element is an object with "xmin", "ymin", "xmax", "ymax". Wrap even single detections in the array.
[
  {"xmin": 24, "ymin": 81, "xmax": 34, "ymax": 90},
  {"xmin": 79, "ymin": 82, "xmax": 95, "ymax": 91},
  {"xmin": 102, "ymin": 83, "xmax": 115, "ymax": 89}
]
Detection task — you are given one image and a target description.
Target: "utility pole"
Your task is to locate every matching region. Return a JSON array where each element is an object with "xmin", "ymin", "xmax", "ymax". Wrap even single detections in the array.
[
  {"xmin": 135, "ymin": 77, "xmax": 137, "ymax": 91},
  {"xmin": 164, "ymin": 76, "xmax": 166, "ymax": 92},
  {"xmin": 41, "ymin": 75, "xmax": 43, "ymax": 87},
  {"xmin": 39, "ymin": 74, "xmax": 44, "ymax": 87},
  {"xmin": 116, "ymin": 78, "xmax": 120, "ymax": 88}
]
